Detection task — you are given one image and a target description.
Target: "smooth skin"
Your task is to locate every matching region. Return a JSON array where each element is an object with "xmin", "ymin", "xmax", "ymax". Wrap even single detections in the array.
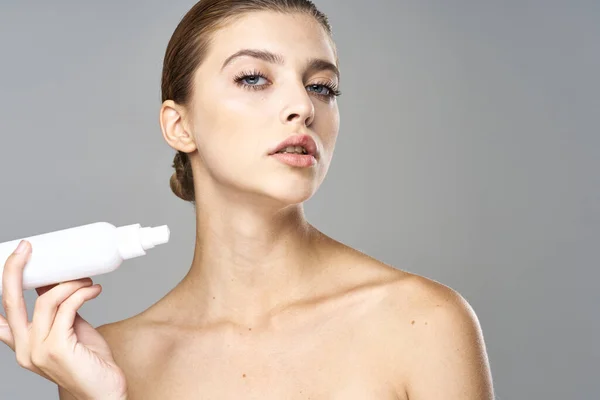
[{"xmin": 1, "ymin": 11, "xmax": 494, "ymax": 400}]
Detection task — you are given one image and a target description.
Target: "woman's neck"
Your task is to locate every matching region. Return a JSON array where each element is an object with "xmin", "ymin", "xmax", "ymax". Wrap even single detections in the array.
[{"xmin": 174, "ymin": 194, "xmax": 332, "ymax": 328}]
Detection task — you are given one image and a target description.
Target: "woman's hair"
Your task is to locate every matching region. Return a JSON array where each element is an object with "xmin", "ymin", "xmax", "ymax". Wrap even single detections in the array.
[{"xmin": 163, "ymin": 0, "xmax": 333, "ymax": 204}]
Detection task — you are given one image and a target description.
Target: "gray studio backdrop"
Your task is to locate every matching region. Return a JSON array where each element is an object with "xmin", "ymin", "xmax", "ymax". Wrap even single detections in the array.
[{"xmin": 1, "ymin": 1, "xmax": 598, "ymax": 399}]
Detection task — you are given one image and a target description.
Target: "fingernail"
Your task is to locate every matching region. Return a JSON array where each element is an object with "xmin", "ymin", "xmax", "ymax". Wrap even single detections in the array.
[{"xmin": 15, "ymin": 240, "xmax": 29, "ymax": 254}]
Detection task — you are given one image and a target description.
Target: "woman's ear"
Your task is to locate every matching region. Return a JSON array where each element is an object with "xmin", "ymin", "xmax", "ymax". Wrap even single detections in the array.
[{"xmin": 160, "ymin": 100, "xmax": 197, "ymax": 153}]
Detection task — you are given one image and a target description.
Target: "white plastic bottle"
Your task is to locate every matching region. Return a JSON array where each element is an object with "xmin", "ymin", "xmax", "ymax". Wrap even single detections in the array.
[{"xmin": 0, "ymin": 222, "xmax": 170, "ymax": 295}]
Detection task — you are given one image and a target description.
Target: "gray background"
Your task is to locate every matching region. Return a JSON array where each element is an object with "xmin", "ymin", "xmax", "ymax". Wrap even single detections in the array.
[{"xmin": 0, "ymin": 1, "xmax": 598, "ymax": 399}]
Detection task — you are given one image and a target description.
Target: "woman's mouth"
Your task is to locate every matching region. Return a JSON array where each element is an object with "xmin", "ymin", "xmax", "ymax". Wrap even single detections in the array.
[{"xmin": 268, "ymin": 134, "xmax": 319, "ymax": 168}]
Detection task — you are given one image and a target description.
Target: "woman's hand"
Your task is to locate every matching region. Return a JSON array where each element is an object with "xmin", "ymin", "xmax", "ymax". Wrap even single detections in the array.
[{"xmin": 1, "ymin": 240, "xmax": 128, "ymax": 400}]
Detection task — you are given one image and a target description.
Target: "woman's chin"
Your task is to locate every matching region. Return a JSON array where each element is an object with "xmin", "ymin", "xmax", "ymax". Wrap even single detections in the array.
[{"xmin": 263, "ymin": 184, "xmax": 317, "ymax": 206}]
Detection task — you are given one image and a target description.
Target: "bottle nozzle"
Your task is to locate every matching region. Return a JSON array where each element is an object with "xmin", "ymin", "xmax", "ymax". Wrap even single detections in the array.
[
  {"xmin": 116, "ymin": 223, "xmax": 171, "ymax": 260},
  {"xmin": 139, "ymin": 225, "xmax": 170, "ymax": 250}
]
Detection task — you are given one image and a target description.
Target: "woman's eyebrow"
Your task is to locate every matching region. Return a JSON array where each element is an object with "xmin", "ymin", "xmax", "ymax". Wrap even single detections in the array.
[
  {"xmin": 221, "ymin": 49, "xmax": 284, "ymax": 68},
  {"xmin": 304, "ymin": 58, "xmax": 340, "ymax": 81},
  {"xmin": 221, "ymin": 49, "xmax": 339, "ymax": 80}
]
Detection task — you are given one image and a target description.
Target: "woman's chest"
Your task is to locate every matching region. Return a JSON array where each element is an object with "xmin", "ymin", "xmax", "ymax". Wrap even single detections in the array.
[{"xmin": 123, "ymin": 323, "xmax": 407, "ymax": 400}]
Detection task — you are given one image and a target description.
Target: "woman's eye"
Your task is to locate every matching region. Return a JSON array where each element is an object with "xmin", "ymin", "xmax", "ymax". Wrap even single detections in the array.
[
  {"xmin": 242, "ymin": 75, "xmax": 268, "ymax": 86},
  {"xmin": 306, "ymin": 84, "xmax": 331, "ymax": 96}
]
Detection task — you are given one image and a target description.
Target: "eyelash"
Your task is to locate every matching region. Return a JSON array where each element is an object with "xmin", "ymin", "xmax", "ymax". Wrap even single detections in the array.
[{"xmin": 233, "ymin": 69, "xmax": 342, "ymax": 99}]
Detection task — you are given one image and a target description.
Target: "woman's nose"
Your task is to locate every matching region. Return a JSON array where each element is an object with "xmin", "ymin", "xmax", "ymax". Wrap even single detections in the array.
[{"xmin": 280, "ymin": 86, "xmax": 315, "ymax": 127}]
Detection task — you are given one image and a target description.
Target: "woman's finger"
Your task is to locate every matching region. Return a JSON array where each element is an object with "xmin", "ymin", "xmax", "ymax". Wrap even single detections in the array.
[
  {"xmin": 0, "ymin": 313, "xmax": 15, "ymax": 350},
  {"xmin": 50, "ymin": 285, "xmax": 102, "ymax": 336},
  {"xmin": 35, "ymin": 283, "xmax": 59, "ymax": 297},
  {"xmin": 1, "ymin": 277, "xmax": 72, "ymax": 351},
  {"xmin": 1, "ymin": 241, "xmax": 32, "ymax": 353},
  {"xmin": 30, "ymin": 279, "xmax": 93, "ymax": 347}
]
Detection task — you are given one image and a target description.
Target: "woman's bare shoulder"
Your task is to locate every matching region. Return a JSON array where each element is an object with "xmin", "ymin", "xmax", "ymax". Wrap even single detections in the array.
[
  {"xmin": 95, "ymin": 312, "xmax": 176, "ymax": 375},
  {"xmin": 339, "ymin": 244, "xmax": 484, "ymax": 346},
  {"xmin": 347, "ymin": 254, "xmax": 494, "ymax": 399},
  {"xmin": 331, "ymin": 239, "xmax": 471, "ymax": 307},
  {"xmin": 329, "ymin": 241, "xmax": 464, "ymax": 307}
]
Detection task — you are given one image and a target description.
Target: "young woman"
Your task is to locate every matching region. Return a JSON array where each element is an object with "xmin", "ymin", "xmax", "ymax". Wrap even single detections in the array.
[{"xmin": 1, "ymin": 1, "xmax": 494, "ymax": 398}]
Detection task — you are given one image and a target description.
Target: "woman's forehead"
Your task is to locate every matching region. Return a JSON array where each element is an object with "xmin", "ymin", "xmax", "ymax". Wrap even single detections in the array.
[{"xmin": 205, "ymin": 11, "xmax": 336, "ymax": 67}]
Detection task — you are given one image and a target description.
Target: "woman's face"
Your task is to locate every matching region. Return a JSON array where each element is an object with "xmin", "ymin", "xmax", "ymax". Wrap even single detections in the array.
[{"xmin": 187, "ymin": 11, "xmax": 340, "ymax": 205}]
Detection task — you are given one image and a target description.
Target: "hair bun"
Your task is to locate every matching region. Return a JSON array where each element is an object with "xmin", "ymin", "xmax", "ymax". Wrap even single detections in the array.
[{"xmin": 170, "ymin": 151, "xmax": 195, "ymax": 202}]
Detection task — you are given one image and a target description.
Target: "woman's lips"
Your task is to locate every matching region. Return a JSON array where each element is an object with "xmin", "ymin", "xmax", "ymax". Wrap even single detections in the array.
[{"xmin": 270, "ymin": 152, "xmax": 317, "ymax": 167}]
